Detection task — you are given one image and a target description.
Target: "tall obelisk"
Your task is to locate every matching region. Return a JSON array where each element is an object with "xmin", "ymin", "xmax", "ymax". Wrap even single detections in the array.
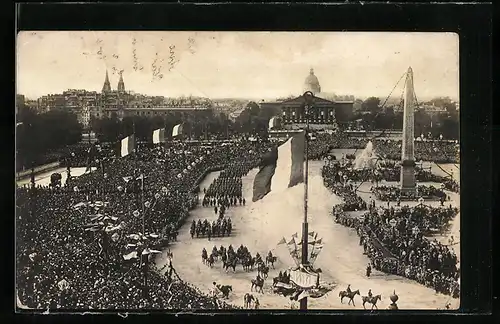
[{"xmin": 400, "ymin": 67, "xmax": 417, "ymax": 194}]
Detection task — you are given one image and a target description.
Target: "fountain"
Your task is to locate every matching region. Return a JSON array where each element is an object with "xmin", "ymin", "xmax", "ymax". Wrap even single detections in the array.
[{"xmin": 353, "ymin": 141, "xmax": 379, "ymax": 170}]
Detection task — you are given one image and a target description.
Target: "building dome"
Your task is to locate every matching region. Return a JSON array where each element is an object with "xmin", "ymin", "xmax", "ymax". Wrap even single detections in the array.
[{"xmin": 304, "ymin": 68, "xmax": 321, "ymax": 95}]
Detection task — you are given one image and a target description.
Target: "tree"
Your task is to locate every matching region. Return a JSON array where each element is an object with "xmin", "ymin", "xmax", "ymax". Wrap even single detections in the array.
[
  {"xmin": 246, "ymin": 101, "xmax": 260, "ymax": 116},
  {"xmin": 16, "ymin": 106, "xmax": 82, "ymax": 169},
  {"xmin": 361, "ymin": 97, "xmax": 381, "ymax": 114}
]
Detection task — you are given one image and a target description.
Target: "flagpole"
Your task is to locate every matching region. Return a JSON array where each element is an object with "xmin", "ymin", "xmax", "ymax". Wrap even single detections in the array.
[{"xmin": 300, "ymin": 91, "xmax": 312, "ymax": 311}]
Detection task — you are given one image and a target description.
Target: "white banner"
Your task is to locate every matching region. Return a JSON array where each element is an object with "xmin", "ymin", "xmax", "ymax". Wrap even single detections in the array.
[{"xmin": 289, "ymin": 268, "xmax": 319, "ymax": 289}]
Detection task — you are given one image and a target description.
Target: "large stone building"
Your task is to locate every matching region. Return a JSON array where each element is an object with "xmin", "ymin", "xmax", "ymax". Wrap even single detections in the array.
[{"xmin": 261, "ymin": 69, "xmax": 354, "ymax": 132}]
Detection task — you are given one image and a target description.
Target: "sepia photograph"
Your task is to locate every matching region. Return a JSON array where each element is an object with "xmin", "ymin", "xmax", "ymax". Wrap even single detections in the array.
[{"xmin": 15, "ymin": 31, "xmax": 460, "ymax": 311}]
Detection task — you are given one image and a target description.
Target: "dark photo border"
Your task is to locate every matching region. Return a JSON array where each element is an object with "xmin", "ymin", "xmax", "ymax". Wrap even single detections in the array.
[{"xmin": 8, "ymin": 2, "xmax": 494, "ymax": 324}]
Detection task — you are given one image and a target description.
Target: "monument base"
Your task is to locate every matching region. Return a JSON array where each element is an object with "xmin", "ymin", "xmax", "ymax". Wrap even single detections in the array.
[{"xmin": 400, "ymin": 161, "xmax": 416, "ymax": 192}]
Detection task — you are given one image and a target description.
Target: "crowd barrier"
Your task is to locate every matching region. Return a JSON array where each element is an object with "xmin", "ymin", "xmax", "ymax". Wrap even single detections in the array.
[{"xmin": 16, "ymin": 162, "xmax": 61, "ymax": 181}]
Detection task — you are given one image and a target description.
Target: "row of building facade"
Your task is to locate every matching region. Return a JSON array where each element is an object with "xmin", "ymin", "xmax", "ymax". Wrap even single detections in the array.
[{"xmin": 19, "ymin": 71, "xmax": 214, "ymax": 128}]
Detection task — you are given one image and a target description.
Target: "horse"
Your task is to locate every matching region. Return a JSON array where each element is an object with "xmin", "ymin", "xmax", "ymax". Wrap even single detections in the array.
[
  {"xmin": 251, "ymin": 278, "xmax": 264, "ymax": 293},
  {"xmin": 223, "ymin": 258, "xmax": 237, "ymax": 272},
  {"xmin": 243, "ymin": 293, "xmax": 255, "ymax": 309},
  {"xmin": 242, "ymin": 257, "xmax": 252, "ymax": 272},
  {"xmin": 265, "ymin": 256, "xmax": 277, "ymax": 269},
  {"xmin": 362, "ymin": 295, "xmax": 382, "ymax": 310},
  {"xmin": 254, "ymin": 298, "xmax": 260, "ymax": 309},
  {"xmin": 258, "ymin": 264, "xmax": 269, "ymax": 279},
  {"xmin": 216, "ymin": 284, "xmax": 232, "ymax": 299},
  {"xmin": 339, "ymin": 289, "xmax": 360, "ymax": 306},
  {"xmin": 207, "ymin": 254, "xmax": 214, "ymax": 268}
]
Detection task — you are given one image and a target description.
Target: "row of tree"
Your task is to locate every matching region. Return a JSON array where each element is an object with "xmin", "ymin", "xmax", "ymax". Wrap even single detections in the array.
[
  {"xmin": 346, "ymin": 97, "xmax": 459, "ymax": 139},
  {"xmin": 89, "ymin": 103, "xmax": 274, "ymax": 144},
  {"xmin": 16, "ymin": 105, "xmax": 83, "ymax": 170}
]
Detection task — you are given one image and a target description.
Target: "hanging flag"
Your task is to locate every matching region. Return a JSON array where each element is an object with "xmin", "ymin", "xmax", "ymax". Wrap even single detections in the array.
[
  {"xmin": 172, "ymin": 124, "xmax": 183, "ymax": 137},
  {"xmin": 120, "ymin": 135, "xmax": 135, "ymax": 157},
  {"xmin": 252, "ymin": 131, "xmax": 305, "ymax": 202},
  {"xmin": 287, "ymin": 237, "xmax": 296, "ymax": 246},
  {"xmin": 315, "ymin": 238, "xmax": 323, "ymax": 244},
  {"xmin": 268, "ymin": 117, "xmax": 279, "ymax": 130},
  {"xmin": 153, "ymin": 128, "xmax": 166, "ymax": 144},
  {"xmin": 292, "ymin": 232, "xmax": 298, "ymax": 238},
  {"xmin": 277, "ymin": 237, "xmax": 287, "ymax": 245}
]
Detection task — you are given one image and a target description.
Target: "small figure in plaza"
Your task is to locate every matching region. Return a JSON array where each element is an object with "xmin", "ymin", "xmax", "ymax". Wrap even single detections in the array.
[{"xmin": 366, "ymin": 263, "xmax": 372, "ymax": 277}]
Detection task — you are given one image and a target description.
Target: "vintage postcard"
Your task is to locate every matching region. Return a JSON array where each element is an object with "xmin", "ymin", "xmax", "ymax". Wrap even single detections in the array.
[{"xmin": 16, "ymin": 31, "xmax": 460, "ymax": 311}]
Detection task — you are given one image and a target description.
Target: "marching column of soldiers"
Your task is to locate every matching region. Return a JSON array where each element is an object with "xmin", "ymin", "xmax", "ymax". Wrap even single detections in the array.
[{"xmin": 201, "ymin": 164, "xmax": 250, "ymax": 208}]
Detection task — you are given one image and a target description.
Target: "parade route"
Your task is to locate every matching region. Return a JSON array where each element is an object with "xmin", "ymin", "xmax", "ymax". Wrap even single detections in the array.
[{"xmin": 156, "ymin": 160, "xmax": 460, "ymax": 310}]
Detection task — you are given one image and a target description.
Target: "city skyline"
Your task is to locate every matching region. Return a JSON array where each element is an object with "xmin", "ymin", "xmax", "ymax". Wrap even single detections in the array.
[{"xmin": 17, "ymin": 31, "xmax": 459, "ymax": 101}]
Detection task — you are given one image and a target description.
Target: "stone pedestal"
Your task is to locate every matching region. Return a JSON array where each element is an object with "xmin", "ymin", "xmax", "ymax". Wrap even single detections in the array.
[{"xmin": 400, "ymin": 161, "xmax": 416, "ymax": 194}]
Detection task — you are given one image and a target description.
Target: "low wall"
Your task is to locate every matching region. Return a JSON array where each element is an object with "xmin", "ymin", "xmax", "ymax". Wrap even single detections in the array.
[{"xmin": 16, "ymin": 162, "xmax": 61, "ymax": 181}]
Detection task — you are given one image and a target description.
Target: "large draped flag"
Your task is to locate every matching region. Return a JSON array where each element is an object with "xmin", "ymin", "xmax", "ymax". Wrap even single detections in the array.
[
  {"xmin": 252, "ymin": 131, "xmax": 305, "ymax": 202},
  {"xmin": 172, "ymin": 124, "xmax": 183, "ymax": 137},
  {"xmin": 121, "ymin": 135, "xmax": 135, "ymax": 157},
  {"xmin": 152, "ymin": 128, "xmax": 166, "ymax": 144}
]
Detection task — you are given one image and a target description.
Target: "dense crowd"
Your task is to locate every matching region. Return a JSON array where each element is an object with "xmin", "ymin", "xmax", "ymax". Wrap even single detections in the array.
[
  {"xmin": 334, "ymin": 206, "xmax": 460, "ymax": 298},
  {"xmin": 322, "ymin": 164, "xmax": 367, "ymax": 212},
  {"xmin": 16, "ymin": 139, "xmax": 272, "ymax": 309},
  {"xmin": 372, "ymin": 185, "xmax": 448, "ymax": 201},
  {"xmin": 302, "ymin": 132, "xmax": 459, "ymax": 163}
]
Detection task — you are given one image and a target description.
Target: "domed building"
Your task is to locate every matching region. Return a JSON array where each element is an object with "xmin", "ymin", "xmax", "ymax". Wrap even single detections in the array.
[{"xmin": 304, "ymin": 68, "xmax": 321, "ymax": 95}]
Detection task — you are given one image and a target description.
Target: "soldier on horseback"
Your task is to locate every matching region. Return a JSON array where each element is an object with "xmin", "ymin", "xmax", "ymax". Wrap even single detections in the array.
[
  {"xmin": 255, "ymin": 252, "xmax": 262, "ymax": 265},
  {"xmin": 368, "ymin": 289, "xmax": 373, "ymax": 298},
  {"xmin": 346, "ymin": 284, "xmax": 352, "ymax": 294}
]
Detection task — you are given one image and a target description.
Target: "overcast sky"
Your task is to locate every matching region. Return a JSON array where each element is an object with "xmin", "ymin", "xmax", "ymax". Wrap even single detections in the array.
[{"xmin": 17, "ymin": 31, "xmax": 459, "ymax": 101}]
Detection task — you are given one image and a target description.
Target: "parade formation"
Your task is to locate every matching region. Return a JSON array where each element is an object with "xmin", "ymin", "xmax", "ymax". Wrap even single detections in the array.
[{"xmin": 16, "ymin": 32, "xmax": 461, "ymax": 311}]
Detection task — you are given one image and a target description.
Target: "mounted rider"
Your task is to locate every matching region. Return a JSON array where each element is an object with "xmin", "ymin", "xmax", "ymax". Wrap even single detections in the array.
[
  {"xmin": 368, "ymin": 289, "xmax": 373, "ymax": 298},
  {"xmin": 346, "ymin": 284, "xmax": 352, "ymax": 294},
  {"xmin": 255, "ymin": 252, "xmax": 262, "ymax": 264}
]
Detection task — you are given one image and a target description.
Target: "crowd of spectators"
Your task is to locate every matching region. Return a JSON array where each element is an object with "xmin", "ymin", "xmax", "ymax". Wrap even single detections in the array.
[
  {"xmin": 16, "ymin": 139, "xmax": 272, "ymax": 309},
  {"xmin": 302, "ymin": 131, "xmax": 458, "ymax": 163},
  {"xmin": 372, "ymin": 185, "xmax": 448, "ymax": 201},
  {"xmin": 322, "ymin": 164, "xmax": 367, "ymax": 212},
  {"xmin": 334, "ymin": 206, "xmax": 459, "ymax": 298}
]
